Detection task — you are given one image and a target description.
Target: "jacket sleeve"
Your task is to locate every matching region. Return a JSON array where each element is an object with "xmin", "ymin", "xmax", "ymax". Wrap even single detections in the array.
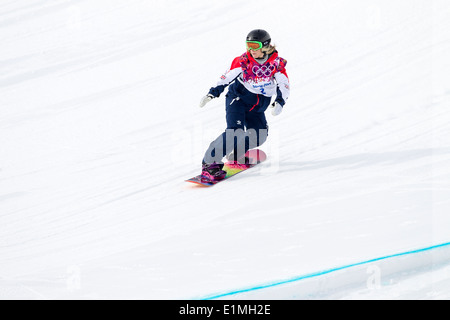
[
  {"xmin": 274, "ymin": 60, "xmax": 290, "ymax": 106},
  {"xmin": 208, "ymin": 57, "xmax": 242, "ymax": 97}
]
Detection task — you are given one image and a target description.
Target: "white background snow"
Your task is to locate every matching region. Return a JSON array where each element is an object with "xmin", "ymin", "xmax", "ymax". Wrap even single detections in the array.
[{"xmin": 1, "ymin": 0, "xmax": 450, "ymax": 300}]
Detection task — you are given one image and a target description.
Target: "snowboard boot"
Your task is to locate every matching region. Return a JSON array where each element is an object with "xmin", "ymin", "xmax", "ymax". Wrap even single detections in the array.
[
  {"xmin": 226, "ymin": 151, "xmax": 250, "ymax": 165},
  {"xmin": 201, "ymin": 162, "xmax": 227, "ymax": 181}
]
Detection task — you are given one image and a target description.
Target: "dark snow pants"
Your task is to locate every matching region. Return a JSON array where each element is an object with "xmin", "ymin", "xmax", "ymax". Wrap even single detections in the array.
[{"xmin": 202, "ymin": 94, "xmax": 270, "ymax": 165}]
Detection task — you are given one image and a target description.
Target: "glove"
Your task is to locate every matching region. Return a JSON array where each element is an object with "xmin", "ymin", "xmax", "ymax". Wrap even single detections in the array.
[
  {"xmin": 270, "ymin": 101, "xmax": 283, "ymax": 116},
  {"xmin": 199, "ymin": 94, "xmax": 215, "ymax": 108}
]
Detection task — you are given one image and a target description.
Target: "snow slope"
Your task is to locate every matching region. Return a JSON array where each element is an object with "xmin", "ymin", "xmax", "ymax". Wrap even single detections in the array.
[{"xmin": 1, "ymin": 0, "xmax": 450, "ymax": 299}]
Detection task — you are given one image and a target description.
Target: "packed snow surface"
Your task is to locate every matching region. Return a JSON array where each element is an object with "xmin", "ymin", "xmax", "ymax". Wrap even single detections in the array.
[{"xmin": 1, "ymin": 0, "xmax": 450, "ymax": 299}]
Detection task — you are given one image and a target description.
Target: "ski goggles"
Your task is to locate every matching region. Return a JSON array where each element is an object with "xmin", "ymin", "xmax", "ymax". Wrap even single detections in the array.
[{"xmin": 246, "ymin": 40, "xmax": 263, "ymax": 51}]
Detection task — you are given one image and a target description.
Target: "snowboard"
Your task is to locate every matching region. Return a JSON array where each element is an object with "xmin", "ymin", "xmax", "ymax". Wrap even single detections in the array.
[{"xmin": 186, "ymin": 149, "xmax": 267, "ymax": 187}]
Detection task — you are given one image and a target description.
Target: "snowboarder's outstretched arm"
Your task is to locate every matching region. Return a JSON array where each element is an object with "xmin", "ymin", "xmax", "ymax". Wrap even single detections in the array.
[
  {"xmin": 270, "ymin": 67, "xmax": 290, "ymax": 116},
  {"xmin": 198, "ymin": 57, "xmax": 242, "ymax": 108}
]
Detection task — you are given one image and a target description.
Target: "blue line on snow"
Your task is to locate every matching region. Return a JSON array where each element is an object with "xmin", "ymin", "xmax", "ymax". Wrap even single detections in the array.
[{"xmin": 201, "ymin": 241, "xmax": 450, "ymax": 300}]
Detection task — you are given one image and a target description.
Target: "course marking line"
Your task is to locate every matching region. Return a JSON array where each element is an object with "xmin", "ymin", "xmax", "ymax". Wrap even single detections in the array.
[{"xmin": 200, "ymin": 241, "xmax": 450, "ymax": 300}]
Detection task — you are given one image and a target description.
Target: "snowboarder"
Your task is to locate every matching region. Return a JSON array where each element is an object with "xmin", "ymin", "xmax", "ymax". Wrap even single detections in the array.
[{"xmin": 198, "ymin": 29, "xmax": 290, "ymax": 181}]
